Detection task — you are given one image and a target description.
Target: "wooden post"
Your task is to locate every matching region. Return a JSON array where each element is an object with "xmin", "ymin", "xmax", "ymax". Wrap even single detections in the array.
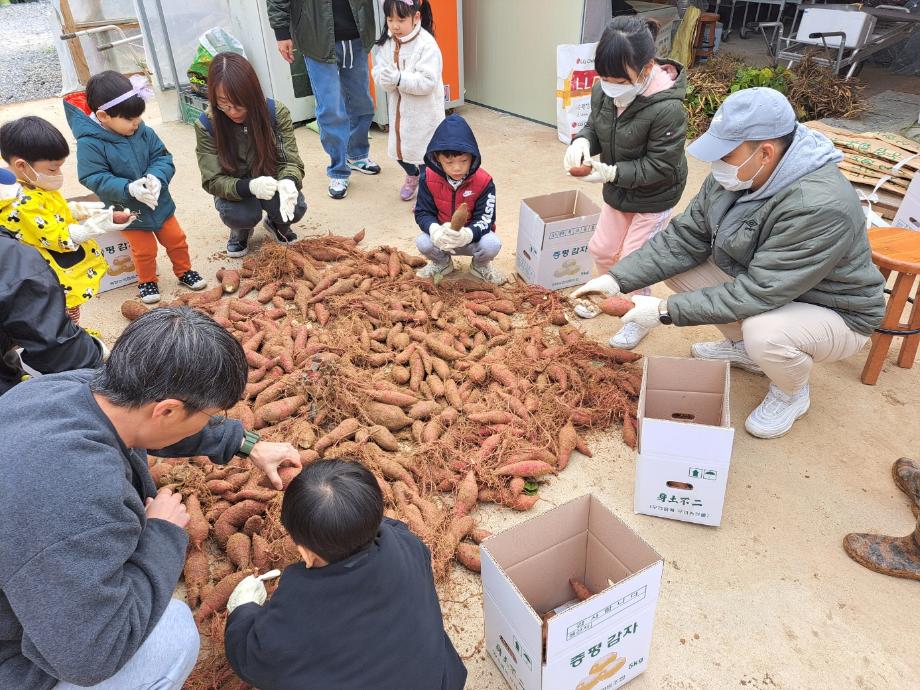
[{"xmin": 58, "ymin": 0, "xmax": 91, "ymax": 85}]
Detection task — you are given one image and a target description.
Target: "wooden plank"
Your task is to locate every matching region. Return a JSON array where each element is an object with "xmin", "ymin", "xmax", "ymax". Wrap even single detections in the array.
[{"xmin": 58, "ymin": 0, "xmax": 90, "ymax": 85}]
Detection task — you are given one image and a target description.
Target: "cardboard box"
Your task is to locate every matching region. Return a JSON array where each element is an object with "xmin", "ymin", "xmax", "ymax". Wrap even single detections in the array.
[
  {"xmin": 482, "ymin": 495, "xmax": 664, "ymax": 690},
  {"xmin": 94, "ymin": 230, "xmax": 138, "ymax": 294},
  {"xmin": 634, "ymin": 357, "xmax": 734, "ymax": 527},
  {"xmin": 893, "ymin": 173, "xmax": 920, "ymax": 231},
  {"xmin": 516, "ymin": 191, "xmax": 600, "ymax": 291}
]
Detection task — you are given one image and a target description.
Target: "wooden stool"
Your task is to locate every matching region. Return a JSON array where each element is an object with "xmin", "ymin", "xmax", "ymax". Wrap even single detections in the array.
[
  {"xmin": 861, "ymin": 227, "xmax": 920, "ymax": 385},
  {"xmin": 693, "ymin": 13, "xmax": 720, "ymax": 65}
]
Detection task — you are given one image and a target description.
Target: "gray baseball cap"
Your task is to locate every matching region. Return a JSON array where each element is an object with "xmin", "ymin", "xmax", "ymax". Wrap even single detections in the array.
[{"xmin": 687, "ymin": 87, "xmax": 797, "ymax": 162}]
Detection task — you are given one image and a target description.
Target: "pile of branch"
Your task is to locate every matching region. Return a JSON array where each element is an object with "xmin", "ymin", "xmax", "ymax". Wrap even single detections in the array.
[{"xmin": 124, "ymin": 231, "xmax": 643, "ymax": 689}]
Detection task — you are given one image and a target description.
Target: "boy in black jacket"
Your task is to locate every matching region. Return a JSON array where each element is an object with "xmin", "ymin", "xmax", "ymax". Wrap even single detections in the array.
[{"xmin": 224, "ymin": 459, "xmax": 467, "ymax": 690}]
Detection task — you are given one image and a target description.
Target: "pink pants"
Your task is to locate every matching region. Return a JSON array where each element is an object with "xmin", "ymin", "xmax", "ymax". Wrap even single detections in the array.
[{"xmin": 588, "ymin": 203, "xmax": 672, "ymax": 295}]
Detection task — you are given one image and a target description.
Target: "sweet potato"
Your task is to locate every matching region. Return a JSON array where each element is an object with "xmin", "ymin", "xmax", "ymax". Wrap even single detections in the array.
[
  {"xmin": 226, "ymin": 532, "xmax": 252, "ymax": 569},
  {"xmin": 210, "ymin": 559, "xmax": 234, "ymax": 582},
  {"xmin": 367, "ymin": 389, "xmax": 418, "ymax": 407},
  {"xmin": 251, "ymin": 533, "xmax": 272, "ymax": 570},
  {"xmin": 444, "ymin": 379, "xmax": 464, "ymax": 409},
  {"xmin": 183, "ymin": 548, "xmax": 209, "ymax": 607},
  {"xmin": 509, "ymin": 477, "xmax": 526, "ymax": 497},
  {"xmin": 574, "ymin": 433, "xmax": 593, "ymax": 458},
  {"xmin": 508, "ymin": 493, "xmax": 539, "ymax": 511},
  {"xmin": 185, "ymin": 493, "xmax": 209, "ymax": 549},
  {"xmin": 411, "ymin": 419, "xmax": 424, "ymax": 444},
  {"xmin": 494, "ymin": 460, "xmax": 556, "ymax": 478},
  {"xmin": 454, "ymin": 470, "xmax": 478, "ymax": 517},
  {"xmin": 450, "ymin": 202, "xmax": 470, "ymax": 230},
  {"xmin": 455, "ymin": 543, "xmax": 481, "ymax": 572},
  {"xmin": 557, "ymin": 422, "xmax": 578, "ymax": 470},
  {"xmin": 365, "ymin": 401, "xmax": 412, "ymax": 431},
  {"xmin": 570, "ymin": 578, "xmax": 594, "ymax": 601},
  {"xmin": 315, "ymin": 302, "xmax": 330, "ymax": 326},
  {"xmin": 120, "ymin": 300, "xmax": 149, "ymax": 321},
  {"xmin": 600, "ymin": 296, "xmax": 635, "ymax": 317},
  {"xmin": 242, "ymin": 515, "xmax": 264, "ymax": 537},
  {"xmin": 408, "ymin": 400, "xmax": 442, "ymax": 419},
  {"xmin": 400, "ymin": 503, "xmax": 430, "ymax": 540},
  {"xmin": 353, "ymin": 228, "xmax": 366, "ymax": 244},
  {"xmin": 622, "ymin": 415, "xmax": 637, "ymax": 449},
  {"xmin": 468, "ymin": 411, "xmax": 516, "ymax": 425},
  {"xmin": 257, "ymin": 395, "xmax": 305, "ymax": 424},
  {"xmin": 207, "ymin": 479, "xmax": 234, "ymax": 495},
  {"xmin": 468, "ymin": 363, "xmax": 487, "ymax": 384},
  {"xmin": 424, "ymin": 335, "xmax": 464, "ymax": 361},
  {"xmin": 112, "ymin": 210, "xmax": 133, "ymax": 224},
  {"xmin": 228, "ymin": 487, "xmax": 277, "ymax": 503},
  {"xmin": 214, "ymin": 500, "xmax": 266, "ymax": 546},
  {"xmin": 256, "ymin": 465, "xmax": 303, "ymax": 490},
  {"xmin": 421, "ymin": 419, "xmax": 443, "ymax": 443},
  {"xmin": 489, "ymin": 363, "xmax": 519, "ymax": 390},
  {"xmin": 205, "ymin": 500, "xmax": 232, "ymax": 523},
  {"xmin": 366, "ymin": 425, "xmax": 399, "ymax": 452},
  {"xmin": 314, "ymin": 417, "xmax": 361, "ymax": 453},
  {"xmin": 470, "ymin": 528, "xmax": 492, "ymax": 544},
  {"xmin": 568, "ymin": 164, "xmax": 593, "ymax": 177},
  {"xmin": 220, "ymin": 269, "xmax": 241, "ymax": 294},
  {"xmin": 376, "ymin": 456, "xmax": 417, "ymax": 491},
  {"xmin": 195, "ymin": 570, "xmax": 252, "ymax": 624}
]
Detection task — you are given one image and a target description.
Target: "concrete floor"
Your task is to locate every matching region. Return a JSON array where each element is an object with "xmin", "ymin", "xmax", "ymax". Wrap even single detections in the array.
[{"xmin": 1, "ymin": 97, "xmax": 918, "ymax": 689}]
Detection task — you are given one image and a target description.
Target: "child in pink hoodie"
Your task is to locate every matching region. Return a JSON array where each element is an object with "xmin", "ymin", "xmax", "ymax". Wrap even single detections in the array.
[{"xmin": 564, "ymin": 17, "xmax": 688, "ymax": 349}]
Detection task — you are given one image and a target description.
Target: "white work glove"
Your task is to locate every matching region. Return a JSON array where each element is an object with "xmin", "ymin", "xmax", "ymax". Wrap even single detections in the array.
[
  {"xmin": 128, "ymin": 178, "xmax": 157, "ymax": 210},
  {"xmin": 582, "ymin": 159, "xmax": 618, "ymax": 184},
  {"xmin": 68, "ymin": 207, "xmax": 132, "ymax": 244},
  {"xmin": 249, "ymin": 176, "xmax": 279, "ymax": 201},
  {"xmin": 563, "ymin": 138, "xmax": 592, "ymax": 172},
  {"xmin": 440, "ymin": 226, "xmax": 474, "ymax": 252},
  {"xmin": 227, "ymin": 570, "xmax": 281, "ymax": 614},
  {"xmin": 377, "ymin": 64, "xmax": 399, "ymax": 88},
  {"xmin": 144, "ymin": 174, "xmax": 162, "ymax": 203},
  {"xmin": 277, "ymin": 178, "xmax": 298, "ymax": 223},
  {"xmin": 622, "ymin": 295, "xmax": 665, "ymax": 330},
  {"xmin": 67, "ymin": 200, "xmax": 106, "ymax": 222},
  {"xmin": 570, "ymin": 274, "xmax": 621, "ymax": 300}
]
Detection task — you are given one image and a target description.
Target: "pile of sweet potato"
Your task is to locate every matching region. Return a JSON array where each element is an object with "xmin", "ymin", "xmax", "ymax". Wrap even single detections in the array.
[{"xmin": 125, "ymin": 231, "xmax": 642, "ymax": 689}]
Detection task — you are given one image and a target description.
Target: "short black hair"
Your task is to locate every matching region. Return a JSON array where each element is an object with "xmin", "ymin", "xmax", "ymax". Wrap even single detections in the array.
[
  {"xmin": 773, "ymin": 127, "xmax": 797, "ymax": 155},
  {"xmin": 595, "ymin": 16, "xmax": 660, "ymax": 80},
  {"xmin": 0, "ymin": 116, "xmax": 69, "ymax": 164},
  {"xmin": 91, "ymin": 306, "xmax": 247, "ymax": 412},
  {"xmin": 86, "ymin": 70, "xmax": 146, "ymax": 119},
  {"xmin": 434, "ymin": 150, "xmax": 468, "ymax": 159},
  {"xmin": 281, "ymin": 459, "xmax": 384, "ymax": 563}
]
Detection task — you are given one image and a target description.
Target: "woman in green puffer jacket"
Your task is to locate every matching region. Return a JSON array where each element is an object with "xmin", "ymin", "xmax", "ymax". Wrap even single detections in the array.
[{"xmin": 564, "ymin": 16, "xmax": 688, "ymax": 350}]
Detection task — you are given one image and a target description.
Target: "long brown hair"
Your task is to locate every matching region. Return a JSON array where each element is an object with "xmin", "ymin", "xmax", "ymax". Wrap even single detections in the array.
[{"xmin": 206, "ymin": 53, "xmax": 278, "ymax": 177}]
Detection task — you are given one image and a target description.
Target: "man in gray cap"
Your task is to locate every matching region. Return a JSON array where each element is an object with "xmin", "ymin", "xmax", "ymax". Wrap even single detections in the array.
[{"xmin": 574, "ymin": 87, "xmax": 885, "ymax": 438}]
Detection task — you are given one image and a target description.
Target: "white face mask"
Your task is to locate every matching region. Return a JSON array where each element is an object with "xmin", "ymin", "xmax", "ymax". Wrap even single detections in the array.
[
  {"xmin": 25, "ymin": 163, "xmax": 64, "ymax": 192},
  {"xmin": 599, "ymin": 67, "xmax": 651, "ymax": 107},
  {"xmin": 710, "ymin": 145, "xmax": 764, "ymax": 192}
]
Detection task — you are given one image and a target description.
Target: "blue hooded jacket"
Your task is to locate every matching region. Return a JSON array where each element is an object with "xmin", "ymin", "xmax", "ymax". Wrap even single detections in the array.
[
  {"xmin": 64, "ymin": 101, "xmax": 176, "ymax": 231},
  {"xmin": 415, "ymin": 114, "xmax": 496, "ymax": 243}
]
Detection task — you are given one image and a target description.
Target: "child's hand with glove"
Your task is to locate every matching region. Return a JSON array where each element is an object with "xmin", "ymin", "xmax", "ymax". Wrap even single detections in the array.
[
  {"xmin": 67, "ymin": 200, "xmax": 106, "ymax": 222},
  {"xmin": 227, "ymin": 570, "xmax": 281, "ymax": 614},
  {"xmin": 430, "ymin": 222, "xmax": 473, "ymax": 254},
  {"xmin": 376, "ymin": 64, "xmax": 400, "ymax": 88},
  {"xmin": 128, "ymin": 178, "xmax": 158, "ymax": 210},
  {"xmin": 68, "ymin": 207, "xmax": 134, "ymax": 245}
]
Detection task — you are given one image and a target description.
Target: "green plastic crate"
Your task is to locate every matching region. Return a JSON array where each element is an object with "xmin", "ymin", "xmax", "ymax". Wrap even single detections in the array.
[{"xmin": 179, "ymin": 86, "xmax": 208, "ymax": 125}]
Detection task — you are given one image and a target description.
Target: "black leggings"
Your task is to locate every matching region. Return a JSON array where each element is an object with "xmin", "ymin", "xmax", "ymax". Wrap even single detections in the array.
[{"xmin": 398, "ymin": 160, "xmax": 421, "ymax": 177}]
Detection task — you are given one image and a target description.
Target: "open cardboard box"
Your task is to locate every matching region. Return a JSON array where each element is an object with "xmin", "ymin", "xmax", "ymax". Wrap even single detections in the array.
[
  {"xmin": 634, "ymin": 357, "xmax": 734, "ymax": 526},
  {"xmin": 515, "ymin": 190, "xmax": 599, "ymax": 291},
  {"xmin": 482, "ymin": 495, "xmax": 663, "ymax": 690}
]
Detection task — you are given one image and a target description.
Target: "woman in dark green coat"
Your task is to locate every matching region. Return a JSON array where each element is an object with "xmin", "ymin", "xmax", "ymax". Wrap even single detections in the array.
[{"xmin": 564, "ymin": 16, "xmax": 688, "ymax": 349}]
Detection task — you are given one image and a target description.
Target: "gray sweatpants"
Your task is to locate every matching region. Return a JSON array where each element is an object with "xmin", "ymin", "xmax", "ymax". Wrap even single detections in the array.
[
  {"xmin": 666, "ymin": 258, "xmax": 870, "ymax": 394},
  {"xmin": 53, "ymin": 599, "xmax": 199, "ymax": 690}
]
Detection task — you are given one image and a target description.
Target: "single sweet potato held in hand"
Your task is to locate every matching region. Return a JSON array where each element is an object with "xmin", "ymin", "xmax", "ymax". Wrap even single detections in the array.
[
  {"xmin": 450, "ymin": 203, "xmax": 470, "ymax": 230},
  {"xmin": 568, "ymin": 164, "xmax": 593, "ymax": 177},
  {"xmin": 112, "ymin": 210, "xmax": 132, "ymax": 224},
  {"xmin": 600, "ymin": 296, "xmax": 635, "ymax": 317}
]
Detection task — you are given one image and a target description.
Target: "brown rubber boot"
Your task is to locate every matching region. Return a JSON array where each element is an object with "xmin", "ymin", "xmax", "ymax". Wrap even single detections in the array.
[
  {"xmin": 892, "ymin": 457, "xmax": 920, "ymax": 519},
  {"xmin": 843, "ymin": 519, "xmax": 920, "ymax": 581}
]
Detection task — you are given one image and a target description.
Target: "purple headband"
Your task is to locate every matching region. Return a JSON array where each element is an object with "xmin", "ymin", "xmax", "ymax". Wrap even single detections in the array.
[
  {"xmin": 381, "ymin": 0, "xmax": 415, "ymax": 6},
  {"xmin": 98, "ymin": 74, "xmax": 154, "ymax": 112}
]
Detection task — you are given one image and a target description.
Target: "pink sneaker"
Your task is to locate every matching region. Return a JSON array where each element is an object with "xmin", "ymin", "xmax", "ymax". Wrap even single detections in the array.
[{"xmin": 400, "ymin": 174, "xmax": 420, "ymax": 201}]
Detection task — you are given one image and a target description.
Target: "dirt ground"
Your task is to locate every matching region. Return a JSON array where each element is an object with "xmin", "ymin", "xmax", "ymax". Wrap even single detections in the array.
[{"xmin": 2, "ymin": 97, "xmax": 918, "ymax": 689}]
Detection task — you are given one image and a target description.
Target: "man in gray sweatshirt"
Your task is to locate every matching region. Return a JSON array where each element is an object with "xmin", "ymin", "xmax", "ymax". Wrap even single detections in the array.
[
  {"xmin": 574, "ymin": 88, "xmax": 885, "ymax": 439},
  {"xmin": 0, "ymin": 307, "xmax": 300, "ymax": 689}
]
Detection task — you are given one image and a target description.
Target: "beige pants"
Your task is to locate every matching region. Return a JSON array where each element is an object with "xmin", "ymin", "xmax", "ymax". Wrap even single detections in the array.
[{"xmin": 665, "ymin": 259, "xmax": 870, "ymax": 394}]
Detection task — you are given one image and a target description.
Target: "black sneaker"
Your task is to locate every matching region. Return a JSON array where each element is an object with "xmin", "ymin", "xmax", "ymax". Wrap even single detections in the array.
[
  {"xmin": 227, "ymin": 236, "xmax": 250, "ymax": 258},
  {"xmin": 263, "ymin": 218, "xmax": 297, "ymax": 244},
  {"xmin": 138, "ymin": 281, "xmax": 160, "ymax": 304},
  {"xmin": 179, "ymin": 269, "xmax": 207, "ymax": 290},
  {"xmin": 347, "ymin": 157, "xmax": 381, "ymax": 175}
]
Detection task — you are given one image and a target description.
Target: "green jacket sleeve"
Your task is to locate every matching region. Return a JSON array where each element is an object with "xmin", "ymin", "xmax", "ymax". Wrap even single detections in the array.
[
  {"xmin": 668, "ymin": 203, "xmax": 852, "ymax": 326},
  {"xmin": 574, "ymin": 85, "xmax": 602, "ymax": 154},
  {"xmin": 194, "ymin": 120, "xmax": 243, "ymax": 201},
  {"xmin": 273, "ymin": 103, "xmax": 304, "ymax": 187},
  {"xmin": 614, "ymin": 103, "xmax": 687, "ymax": 190},
  {"xmin": 267, "ymin": 0, "xmax": 292, "ymax": 41},
  {"xmin": 610, "ymin": 177, "xmax": 717, "ymax": 292}
]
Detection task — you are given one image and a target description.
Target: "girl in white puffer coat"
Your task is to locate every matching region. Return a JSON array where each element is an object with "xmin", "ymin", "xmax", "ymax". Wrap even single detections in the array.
[{"xmin": 372, "ymin": 0, "xmax": 445, "ymax": 202}]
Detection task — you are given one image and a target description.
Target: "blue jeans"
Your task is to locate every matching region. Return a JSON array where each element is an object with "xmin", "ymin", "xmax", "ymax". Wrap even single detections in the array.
[
  {"xmin": 214, "ymin": 192, "xmax": 307, "ymax": 242},
  {"xmin": 305, "ymin": 39, "xmax": 375, "ymax": 179},
  {"xmin": 416, "ymin": 231, "xmax": 502, "ymax": 267}
]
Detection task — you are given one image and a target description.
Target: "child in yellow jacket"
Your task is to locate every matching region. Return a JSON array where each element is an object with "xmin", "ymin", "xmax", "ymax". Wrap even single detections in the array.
[{"xmin": 0, "ymin": 116, "xmax": 129, "ymax": 323}]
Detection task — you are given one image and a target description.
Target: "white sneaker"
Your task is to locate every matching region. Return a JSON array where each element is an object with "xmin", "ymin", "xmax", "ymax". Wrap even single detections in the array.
[
  {"xmin": 691, "ymin": 339, "xmax": 764, "ymax": 374},
  {"xmin": 609, "ymin": 322, "xmax": 650, "ymax": 349},
  {"xmin": 745, "ymin": 384, "xmax": 810, "ymax": 439},
  {"xmin": 328, "ymin": 178, "xmax": 349, "ymax": 199},
  {"xmin": 469, "ymin": 262, "xmax": 507, "ymax": 285},
  {"xmin": 416, "ymin": 259, "xmax": 455, "ymax": 279}
]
